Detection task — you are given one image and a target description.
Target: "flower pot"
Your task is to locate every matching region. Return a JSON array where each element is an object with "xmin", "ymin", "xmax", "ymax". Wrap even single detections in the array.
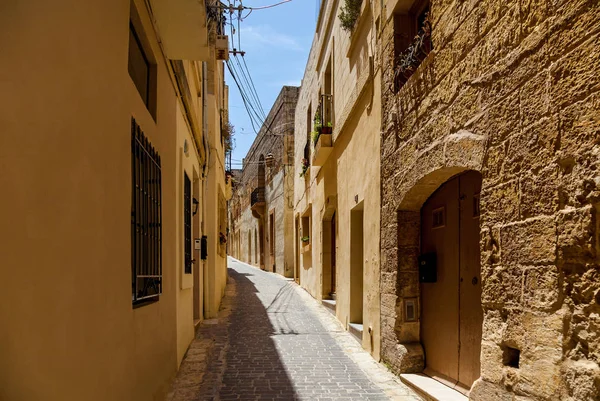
[{"xmin": 320, "ymin": 126, "xmax": 332, "ymax": 136}]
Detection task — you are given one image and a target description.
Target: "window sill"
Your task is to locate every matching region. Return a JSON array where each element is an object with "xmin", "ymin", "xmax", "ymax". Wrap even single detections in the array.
[{"xmin": 133, "ymin": 296, "xmax": 159, "ymax": 309}]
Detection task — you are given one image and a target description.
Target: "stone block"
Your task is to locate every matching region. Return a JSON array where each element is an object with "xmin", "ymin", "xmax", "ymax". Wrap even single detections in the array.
[
  {"xmin": 523, "ymin": 265, "xmax": 560, "ymax": 311},
  {"xmin": 398, "ymin": 246, "xmax": 419, "ymax": 272},
  {"xmin": 469, "ymin": 378, "xmax": 513, "ymax": 401},
  {"xmin": 481, "ymin": 226, "xmax": 501, "ymax": 267},
  {"xmin": 516, "ymin": 343, "xmax": 563, "ymax": 398},
  {"xmin": 443, "ymin": 130, "xmax": 486, "ymax": 170},
  {"xmin": 482, "ymin": 309, "xmax": 506, "ymax": 344},
  {"xmin": 505, "ymin": 116, "xmax": 559, "ymax": 176},
  {"xmin": 563, "ymin": 267, "xmax": 600, "ymax": 305},
  {"xmin": 381, "ymin": 271, "xmax": 398, "ymax": 295},
  {"xmin": 558, "ymin": 91, "xmax": 600, "ymax": 157},
  {"xmin": 520, "ymin": 71, "xmax": 550, "ymax": 128},
  {"xmin": 520, "ymin": 165, "xmax": 560, "ymax": 219},
  {"xmin": 520, "ymin": 0, "xmax": 549, "ymax": 36},
  {"xmin": 451, "ymin": 9, "xmax": 480, "ymax": 61},
  {"xmin": 381, "ymin": 246, "xmax": 398, "ymax": 273},
  {"xmin": 480, "ymin": 340, "xmax": 504, "ymax": 383},
  {"xmin": 482, "ymin": 265, "xmax": 523, "ymax": 308},
  {"xmin": 481, "ymin": 180, "xmax": 520, "ymax": 226},
  {"xmin": 500, "ymin": 217, "xmax": 556, "ymax": 265},
  {"xmin": 547, "ymin": 0, "xmax": 600, "ymax": 61},
  {"xmin": 484, "ymin": 92, "xmax": 520, "ymax": 147},
  {"xmin": 395, "ymin": 321, "xmax": 420, "ymax": 343},
  {"xmin": 564, "ymin": 359, "xmax": 600, "ymax": 401},
  {"xmin": 397, "ymin": 272, "xmax": 418, "ymax": 298},
  {"xmin": 397, "ymin": 211, "xmax": 420, "ymax": 247},
  {"xmin": 481, "ymin": 142, "xmax": 507, "ymax": 187},
  {"xmin": 550, "ymin": 35, "xmax": 600, "ymax": 109},
  {"xmin": 556, "ymin": 206, "xmax": 597, "ymax": 265}
]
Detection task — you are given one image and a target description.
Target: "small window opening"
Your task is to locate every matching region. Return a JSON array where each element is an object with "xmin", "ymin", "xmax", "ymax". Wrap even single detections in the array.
[
  {"xmin": 432, "ymin": 207, "xmax": 445, "ymax": 229},
  {"xmin": 502, "ymin": 345, "xmax": 520, "ymax": 368}
]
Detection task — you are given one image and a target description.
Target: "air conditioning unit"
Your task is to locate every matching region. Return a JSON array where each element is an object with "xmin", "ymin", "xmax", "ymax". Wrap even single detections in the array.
[{"xmin": 216, "ymin": 35, "xmax": 229, "ymax": 60}]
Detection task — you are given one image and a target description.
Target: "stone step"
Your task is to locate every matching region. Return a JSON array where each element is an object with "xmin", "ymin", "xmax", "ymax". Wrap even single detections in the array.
[{"xmin": 400, "ymin": 373, "xmax": 468, "ymax": 401}]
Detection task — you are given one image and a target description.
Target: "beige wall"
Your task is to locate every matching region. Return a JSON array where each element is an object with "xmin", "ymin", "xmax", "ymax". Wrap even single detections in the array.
[
  {"xmin": 0, "ymin": 0, "xmax": 225, "ymax": 399},
  {"xmin": 294, "ymin": 0, "xmax": 382, "ymax": 359},
  {"xmin": 204, "ymin": 59, "xmax": 228, "ymax": 318}
]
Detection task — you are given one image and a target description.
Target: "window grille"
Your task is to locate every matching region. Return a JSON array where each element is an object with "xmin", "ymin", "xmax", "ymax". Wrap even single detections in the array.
[
  {"xmin": 131, "ymin": 118, "xmax": 162, "ymax": 304},
  {"xmin": 184, "ymin": 173, "xmax": 192, "ymax": 274}
]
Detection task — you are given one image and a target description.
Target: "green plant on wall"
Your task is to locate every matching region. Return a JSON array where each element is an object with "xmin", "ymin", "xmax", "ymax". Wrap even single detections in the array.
[
  {"xmin": 311, "ymin": 130, "xmax": 320, "ymax": 145},
  {"xmin": 339, "ymin": 0, "xmax": 362, "ymax": 32},
  {"xmin": 301, "ymin": 236, "xmax": 310, "ymax": 243}
]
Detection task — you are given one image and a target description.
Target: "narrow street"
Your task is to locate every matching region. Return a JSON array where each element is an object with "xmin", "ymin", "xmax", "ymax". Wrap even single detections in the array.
[{"xmin": 168, "ymin": 257, "xmax": 422, "ymax": 401}]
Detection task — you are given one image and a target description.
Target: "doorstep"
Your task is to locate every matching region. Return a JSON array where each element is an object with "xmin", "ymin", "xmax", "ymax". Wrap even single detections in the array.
[
  {"xmin": 321, "ymin": 299, "xmax": 336, "ymax": 315},
  {"xmin": 348, "ymin": 322, "xmax": 363, "ymax": 343},
  {"xmin": 400, "ymin": 373, "xmax": 468, "ymax": 401}
]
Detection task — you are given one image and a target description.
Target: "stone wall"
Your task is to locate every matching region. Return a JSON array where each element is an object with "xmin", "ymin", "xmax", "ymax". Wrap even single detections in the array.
[
  {"xmin": 231, "ymin": 86, "xmax": 298, "ymax": 277},
  {"xmin": 379, "ymin": 0, "xmax": 600, "ymax": 399}
]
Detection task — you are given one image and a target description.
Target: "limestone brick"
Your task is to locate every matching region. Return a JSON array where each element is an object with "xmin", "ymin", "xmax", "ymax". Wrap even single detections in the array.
[
  {"xmin": 500, "ymin": 218, "xmax": 556, "ymax": 265},
  {"xmin": 379, "ymin": 0, "xmax": 600, "ymax": 396}
]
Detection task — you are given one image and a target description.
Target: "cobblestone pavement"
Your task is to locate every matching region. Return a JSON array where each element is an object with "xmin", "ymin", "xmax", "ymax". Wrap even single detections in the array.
[{"xmin": 168, "ymin": 257, "xmax": 422, "ymax": 401}]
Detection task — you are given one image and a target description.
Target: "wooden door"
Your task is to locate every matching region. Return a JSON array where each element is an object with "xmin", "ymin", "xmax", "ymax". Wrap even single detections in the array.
[
  {"xmin": 458, "ymin": 171, "xmax": 482, "ymax": 388},
  {"xmin": 421, "ymin": 177, "xmax": 460, "ymax": 382},
  {"xmin": 420, "ymin": 171, "xmax": 482, "ymax": 390}
]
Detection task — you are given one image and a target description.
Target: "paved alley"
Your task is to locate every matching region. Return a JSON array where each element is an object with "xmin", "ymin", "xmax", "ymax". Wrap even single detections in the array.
[{"xmin": 168, "ymin": 257, "xmax": 422, "ymax": 401}]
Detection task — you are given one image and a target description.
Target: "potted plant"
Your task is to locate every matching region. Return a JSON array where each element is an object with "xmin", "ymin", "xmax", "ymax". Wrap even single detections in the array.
[
  {"xmin": 301, "ymin": 236, "xmax": 310, "ymax": 243},
  {"xmin": 219, "ymin": 232, "xmax": 227, "ymax": 245},
  {"xmin": 320, "ymin": 121, "xmax": 332, "ymax": 136}
]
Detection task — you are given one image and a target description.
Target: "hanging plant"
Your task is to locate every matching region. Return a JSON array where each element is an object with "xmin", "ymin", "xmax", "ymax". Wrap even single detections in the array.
[
  {"xmin": 301, "ymin": 236, "xmax": 310, "ymax": 243},
  {"xmin": 339, "ymin": 0, "xmax": 362, "ymax": 33}
]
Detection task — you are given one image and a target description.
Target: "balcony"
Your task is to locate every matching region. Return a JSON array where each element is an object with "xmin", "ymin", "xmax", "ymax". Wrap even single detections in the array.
[
  {"xmin": 250, "ymin": 187, "xmax": 265, "ymax": 218},
  {"xmin": 312, "ymin": 94, "xmax": 333, "ymax": 166}
]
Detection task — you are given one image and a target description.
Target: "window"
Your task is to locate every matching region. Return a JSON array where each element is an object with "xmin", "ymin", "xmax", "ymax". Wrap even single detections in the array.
[
  {"xmin": 131, "ymin": 118, "xmax": 162, "ymax": 305},
  {"xmin": 128, "ymin": 6, "xmax": 156, "ymax": 118},
  {"xmin": 432, "ymin": 207, "xmax": 445, "ymax": 229},
  {"xmin": 184, "ymin": 173, "xmax": 192, "ymax": 274},
  {"xmin": 394, "ymin": 1, "xmax": 432, "ymax": 90}
]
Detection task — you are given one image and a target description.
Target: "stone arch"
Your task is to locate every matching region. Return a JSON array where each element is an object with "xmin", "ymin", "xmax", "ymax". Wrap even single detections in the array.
[{"xmin": 381, "ymin": 130, "xmax": 486, "ymax": 375}]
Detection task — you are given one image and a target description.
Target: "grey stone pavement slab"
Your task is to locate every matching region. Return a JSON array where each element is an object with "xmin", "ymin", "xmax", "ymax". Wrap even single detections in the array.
[{"xmin": 167, "ymin": 257, "xmax": 422, "ymax": 401}]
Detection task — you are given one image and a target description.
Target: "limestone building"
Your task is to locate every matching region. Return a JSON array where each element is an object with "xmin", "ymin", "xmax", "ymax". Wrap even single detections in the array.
[
  {"xmin": 0, "ymin": 0, "xmax": 230, "ymax": 399},
  {"xmin": 293, "ymin": 0, "xmax": 383, "ymax": 358},
  {"xmin": 230, "ymin": 86, "xmax": 298, "ymax": 277},
  {"xmin": 378, "ymin": 0, "xmax": 600, "ymax": 399}
]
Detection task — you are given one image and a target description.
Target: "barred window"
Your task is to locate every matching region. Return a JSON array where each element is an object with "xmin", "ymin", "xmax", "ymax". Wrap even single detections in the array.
[
  {"xmin": 131, "ymin": 118, "xmax": 162, "ymax": 305},
  {"xmin": 184, "ymin": 173, "xmax": 192, "ymax": 274}
]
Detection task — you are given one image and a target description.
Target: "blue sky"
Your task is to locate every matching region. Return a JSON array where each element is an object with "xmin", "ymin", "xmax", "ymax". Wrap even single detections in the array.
[{"xmin": 225, "ymin": 0, "xmax": 317, "ymax": 169}]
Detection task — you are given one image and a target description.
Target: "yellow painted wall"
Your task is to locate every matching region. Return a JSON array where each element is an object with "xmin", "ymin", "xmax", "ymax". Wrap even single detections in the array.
[
  {"xmin": 294, "ymin": 0, "xmax": 382, "ymax": 360},
  {"xmin": 0, "ymin": 0, "xmax": 221, "ymax": 399}
]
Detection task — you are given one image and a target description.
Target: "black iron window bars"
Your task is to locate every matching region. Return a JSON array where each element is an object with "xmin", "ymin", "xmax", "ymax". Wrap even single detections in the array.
[{"xmin": 131, "ymin": 118, "xmax": 162, "ymax": 305}]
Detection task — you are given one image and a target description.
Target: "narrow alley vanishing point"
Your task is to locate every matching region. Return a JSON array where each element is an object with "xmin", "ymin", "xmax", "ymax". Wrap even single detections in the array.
[{"xmin": 169, "ymin": 258, "xmax": 422, "ymax": 401}]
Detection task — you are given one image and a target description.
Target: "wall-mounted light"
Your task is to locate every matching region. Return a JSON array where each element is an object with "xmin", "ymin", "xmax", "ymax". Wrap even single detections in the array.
[
  {"xmin": 193, "ymin": 197, "xmax": 199, "ymax": 215},
  {"xmin": 265, "ymin": 152, "xmax": 274, "ymax": 168}
]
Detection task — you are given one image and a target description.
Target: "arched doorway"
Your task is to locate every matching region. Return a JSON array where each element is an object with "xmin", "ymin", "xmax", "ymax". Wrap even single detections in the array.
[{"xmin": 420, "ymin": 170, "xmax": 482, "ymax": 391}]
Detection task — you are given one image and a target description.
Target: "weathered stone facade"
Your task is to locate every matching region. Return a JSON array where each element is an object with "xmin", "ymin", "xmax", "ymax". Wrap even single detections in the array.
[
  {"xmin": 379, "ymin": 0, "xmax": 600, "ymax": 399},
  {"xmin": 230, "ymin": 86, "xmax": 298, "ymax": 277}
]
